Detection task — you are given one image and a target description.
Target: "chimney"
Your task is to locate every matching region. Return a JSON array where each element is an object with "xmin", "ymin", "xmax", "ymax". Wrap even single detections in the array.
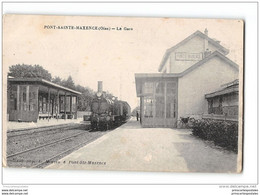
[
  {"xmin": 204, "ymin": 28, "xmax": 208, "ymax": 36},
  {"xmin": 204, "ymin": 28, "xmax": 209, "ymax": 55},
  {"xmin": 97, "ymin": 81, "xmax": 103, "ymax": 93}
]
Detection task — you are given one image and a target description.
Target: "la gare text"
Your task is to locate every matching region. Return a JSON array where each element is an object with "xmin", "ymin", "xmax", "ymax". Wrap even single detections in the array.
[{"xmin": 44, "ymin": 25, "xmax": 133, "ymax": 31}]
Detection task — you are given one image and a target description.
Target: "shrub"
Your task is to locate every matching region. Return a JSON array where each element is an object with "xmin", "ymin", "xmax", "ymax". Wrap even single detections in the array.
[{"xmin": 190, "ymin": 119, "xmax": 238, "ymax": 153}]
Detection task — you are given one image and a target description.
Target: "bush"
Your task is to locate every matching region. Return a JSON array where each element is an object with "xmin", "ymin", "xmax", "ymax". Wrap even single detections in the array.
[{"xmin": 191, "ymin": 119, "xmax": 238, "ymax": 153}]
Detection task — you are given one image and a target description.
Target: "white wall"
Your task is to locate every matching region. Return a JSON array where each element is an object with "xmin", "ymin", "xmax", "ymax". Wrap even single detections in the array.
[
  {"xmin": 168, "ymin": 35, "xmax": 222, "ymax": 73},
  {"xmin": 178, "ymin": 56, "xmax": 238, "ymax": 118}
]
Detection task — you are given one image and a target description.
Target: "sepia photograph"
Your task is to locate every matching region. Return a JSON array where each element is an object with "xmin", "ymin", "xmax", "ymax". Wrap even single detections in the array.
[{"xmin": 3, "ymin": 14, "xmax": 244, "ymax": 173}]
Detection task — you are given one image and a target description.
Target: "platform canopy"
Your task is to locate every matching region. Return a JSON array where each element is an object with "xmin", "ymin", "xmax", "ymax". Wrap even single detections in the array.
[
  {"xmin": 7, "ymin": 77, "xmax": 82, "ymax": 122},
  {"xmin": 8, "ymin": 77, "xmax": 82, "ymax": 95}
]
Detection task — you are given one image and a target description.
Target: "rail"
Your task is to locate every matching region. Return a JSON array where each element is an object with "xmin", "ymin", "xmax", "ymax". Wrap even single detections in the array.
[{"xmin": 7, "ymin": 131, "xmax": 88, "ymax": 158}]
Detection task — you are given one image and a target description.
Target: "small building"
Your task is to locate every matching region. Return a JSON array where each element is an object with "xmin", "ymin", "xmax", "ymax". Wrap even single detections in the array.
[
  {"xmin": 204, "ymin": 79, "xmax": 239, "ymax": 121},
  {"xmin": 135, "ymin": 29, "xmax": 239, "ymax": 128},
  {"xmin": 7, "ymin": 77, "xmax": 81, "ymax": 122},
  {"xmin": 135, "ymin": 74, "xmax": 178, "ymax": 127}
]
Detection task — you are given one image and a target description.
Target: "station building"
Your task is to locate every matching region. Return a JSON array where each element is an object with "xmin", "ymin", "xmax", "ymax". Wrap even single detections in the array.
[
  {"xmin": 135, "ymin": 29, "xmax": 239, "ymax": 128},
  {"xmin": 7, "ymin": 77, "xmax": 81, "ymax": 122},
  {"xmin": 204, "ymin": 79, "xmax": 239, "ymax": 121}
]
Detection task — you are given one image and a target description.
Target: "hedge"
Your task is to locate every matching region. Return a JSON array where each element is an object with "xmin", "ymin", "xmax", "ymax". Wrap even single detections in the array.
[{"xmin": 190, "ymin": 119, "xmax": 238, "ymax": 153}]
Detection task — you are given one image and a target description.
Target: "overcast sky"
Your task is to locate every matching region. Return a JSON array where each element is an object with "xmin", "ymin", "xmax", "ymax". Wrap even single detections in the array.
[{"xmin": 3, "ymin": 15, "xmax": 243, "ymax": 109}]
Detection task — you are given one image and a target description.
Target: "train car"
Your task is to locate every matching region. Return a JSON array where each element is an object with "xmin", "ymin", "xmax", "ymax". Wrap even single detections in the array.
[
  {"xmin": 113, "ymin": 101, "xmax": 131, "ymax": 125},
  {"xmin": 123, "ymin": 101, "xmax": 131, "ymax": 119}
]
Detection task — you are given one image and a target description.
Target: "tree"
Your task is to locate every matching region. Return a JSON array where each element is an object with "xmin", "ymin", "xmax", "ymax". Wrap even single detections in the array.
[
  {"xmin": 62, "ymin": 76, "xmax": 75, "ymax": 90},
  {"xmin": 53, "ymin": 76, "xmax": 96, "ymax": 111},
  {"xmin": 52, "ymin": 76, "xmax": 63, "ymax": 85},
  {"xmin": 74, "ymin": 84, "xmax": 95, "ymax": 111},
  {"xmin": 8, "ymin": 64, "xmax": 100, "ymax": 111},
  {"xmin": 8, "ymin": 64, "xmax": 52, "ymax": 81}
]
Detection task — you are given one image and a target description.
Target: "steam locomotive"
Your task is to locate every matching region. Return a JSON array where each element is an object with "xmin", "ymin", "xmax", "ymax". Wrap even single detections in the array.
[{"xmin": 87, "ymin": 81, "xmax": 131, "ymax": 131}]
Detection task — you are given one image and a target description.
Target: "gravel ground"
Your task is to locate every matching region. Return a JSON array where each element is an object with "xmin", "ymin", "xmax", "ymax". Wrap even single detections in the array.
[
  {"xmin": 7, "ymin": 123, "xmax": 84, "ymax": 137},
  {"xmin": 6, "ymin": 125, "xmax": 110, "ymax": 168},
  {"xmin": 7, "ymin": 124, "xmax": 86, "ymax": 156}
]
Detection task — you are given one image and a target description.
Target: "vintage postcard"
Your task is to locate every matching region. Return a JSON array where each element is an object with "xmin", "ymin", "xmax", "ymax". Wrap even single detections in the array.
[{"xmin": 3, "ymin": 15, "xmax": 243, "ymax": 173}]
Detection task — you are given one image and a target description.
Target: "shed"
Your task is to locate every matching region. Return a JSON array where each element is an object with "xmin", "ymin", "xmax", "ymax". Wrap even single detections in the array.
[
  {"xmin": 7, "ymin": 78, "xmax": 81, "ymax": 122},
  {"xmin": 204, "ymin": 79, "xmax": 239, "ymax": 121}
]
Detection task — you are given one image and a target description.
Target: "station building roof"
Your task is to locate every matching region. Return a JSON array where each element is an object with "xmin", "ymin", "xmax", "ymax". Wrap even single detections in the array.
[
  {"xmin": 158, "ymin": 30, "xmax": 230, "ymax": 72},
  {"xmin": 205, "ymin": 79, "xmax": 239, "ymax": 99}
]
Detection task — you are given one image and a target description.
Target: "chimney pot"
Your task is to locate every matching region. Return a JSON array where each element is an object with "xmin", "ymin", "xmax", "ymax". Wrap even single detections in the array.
[
  {"xmin": 204, "ymin": 28, "xmax": 208, "ymax": 36},
  {"xmin": 98, "ymin": 81, "xmax": 103, "ymax": 92}
]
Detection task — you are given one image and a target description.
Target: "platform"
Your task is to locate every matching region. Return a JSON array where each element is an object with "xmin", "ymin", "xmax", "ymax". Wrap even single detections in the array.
[
  {"xmin": 46, "ymin": 117, "xmax": 238, "ymax": 173},
  {"xmin": 7, "ymin": 117, "xmax": 83, "ymax": 132}
]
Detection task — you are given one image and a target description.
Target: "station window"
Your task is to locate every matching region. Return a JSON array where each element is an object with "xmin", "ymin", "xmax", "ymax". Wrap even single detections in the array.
[
  {"xmin": 49, "ymin": 99, "xmax": 53, "ymax": 114},
  {"xmin": 219, "ymin": 97, "xmax": 223, "ymax": 114},
  {"xmin": 144, "ymin": 96, "xmax": 153, "ymax": 118},
  {"xmin": 166, "ymin": 82, "xmax": 177, "ymax": 118},
  {"xmin": 155, "ymin": 82, "xmax": 165, "ymax": 118},
  {"xmin": 166, "ymin": 96, "xmax": 176, "ymax": 118},
  {"xmin": 166, "ymin": 82, "xmax": 176, "ymax": 95},
  {"xmin": 66, "ymin": 96, "xmax": 70, "ymax": 112},
  {"xmin": 19, "ymin": 86, "xmax": 27, "ymax": 111},
  {"xmin": 208, "ymin": 99, "xmax": 213, "ymax": 114},
  {"xmin": 155, "ymin": 96, "xmax": 165, "ymax": 118},
  {"xmin": 155, "ymin": 82, "xmax": 165, "ymax": 94},
  {"xmin": 9, "ymin": 85, "xmax": 17, "ymax": 110},
  {"xmin": 144, "ymin": 82, "xmax": 154, "ymax": 94},
  {"xmin": 72, "ymin": 97, "xmax": 77, "ymax": 112},
  {"xmin": 60, "ymin": 96, "xmax": 64, "ymax": 112},
  {"xmin": 29, "ymin": 87, "xmax": 37, "ymax": 111},
  {"xmin": 39, "ymin": 95, "xmax": 43, "ymax": 113},
  {"xmin": 42, "ymin": 97, "xmax": 47, "ymax": 113},
  {"xmin": 53, "ymin": 96, "xmax": 58, "ymax": 114},
  {"xmin": 59, "ymin": 96, "xmax": 71, "ymax": 112}
]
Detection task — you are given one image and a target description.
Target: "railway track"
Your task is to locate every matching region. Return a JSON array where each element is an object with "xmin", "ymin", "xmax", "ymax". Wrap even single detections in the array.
[
  {"xmin": 7, "ymin": 124, "xmax": 88, "ymax": 156},
  {"xmin": 7, "ymin": 131, "xmax": 87, "ymax": 158},
  {"xmin": 6, "ymin": 124, "xmax": 109, "ymax": 168},
  {"xmin": 32, "ymin": 136, "xmax": 100, "ymax": 168}
]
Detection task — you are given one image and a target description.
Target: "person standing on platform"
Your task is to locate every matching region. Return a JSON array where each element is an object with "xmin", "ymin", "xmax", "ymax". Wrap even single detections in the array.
[{"xmin": 136, "ymin": 111, "xmax": 139, "ymax": 121}]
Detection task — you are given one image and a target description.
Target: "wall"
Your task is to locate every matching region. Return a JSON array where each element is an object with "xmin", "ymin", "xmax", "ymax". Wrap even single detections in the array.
[
  {"xmin": 139, "ymin": 77, "xmax": 178, "ymax": 128},
  {"xmin": 167, "ymin": 36, "xmax": 222, "ymax": 73},
  {"xmin": 178, "ymin": 56, "xmax": 238, "ymax": 119},
  {"xmin": 8, "ymin": 84, "xmax": 39, "ymax": 122},
  {"xmin": 223, "ymin": 93, "xmax": 239, "ymax": 106}
]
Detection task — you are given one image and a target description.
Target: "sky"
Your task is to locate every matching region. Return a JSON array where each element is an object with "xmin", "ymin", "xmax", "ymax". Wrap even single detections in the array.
[{"xmin": 3, "ymin": 15, "xmax": 243, "ymax": 110}]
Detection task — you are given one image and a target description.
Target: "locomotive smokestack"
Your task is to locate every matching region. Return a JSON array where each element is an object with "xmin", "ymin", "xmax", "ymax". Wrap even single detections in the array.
[{"xmin": 98, "ymin": 81, "xmax": 103, "ymax": 93}]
